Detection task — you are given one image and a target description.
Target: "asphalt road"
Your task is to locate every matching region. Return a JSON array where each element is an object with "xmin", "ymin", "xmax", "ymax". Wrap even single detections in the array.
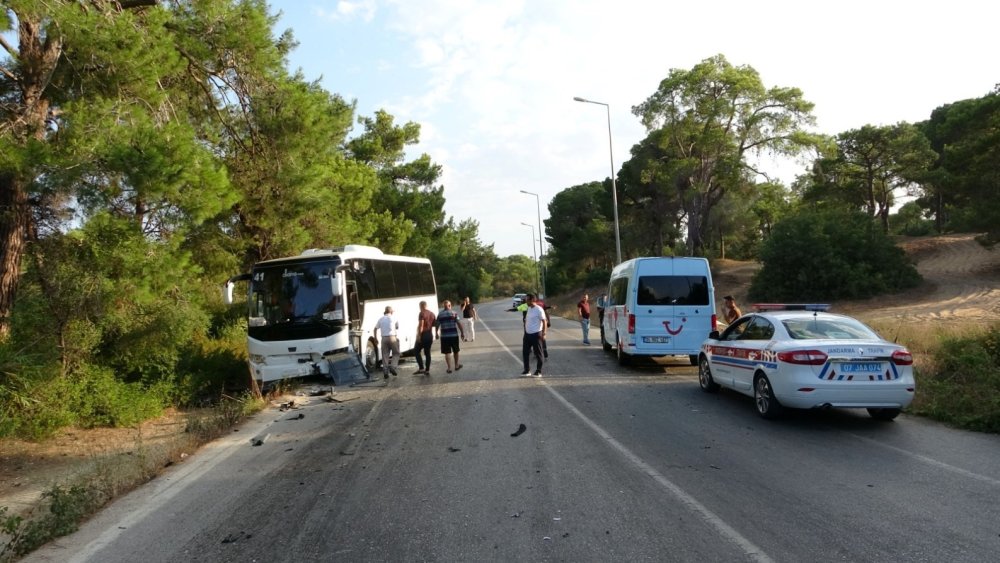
[{"xmin": 25, "ymin": 300, "xmax": 1000, "ymax": 562}]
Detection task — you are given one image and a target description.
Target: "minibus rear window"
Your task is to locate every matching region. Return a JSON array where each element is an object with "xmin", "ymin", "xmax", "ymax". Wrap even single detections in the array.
[{"xmin": 637, "ymin": 276, "xmax": 709, "ymax": 306}]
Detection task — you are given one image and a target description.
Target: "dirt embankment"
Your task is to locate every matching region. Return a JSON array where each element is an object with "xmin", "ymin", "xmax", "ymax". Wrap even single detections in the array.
[
  {"xmin": 551, "ymin": 234, "xmax": 1000, "ymax": 329},
  {"xmin": 840, "ymin": 233, "xmax": 1000, "ymax": 326}
]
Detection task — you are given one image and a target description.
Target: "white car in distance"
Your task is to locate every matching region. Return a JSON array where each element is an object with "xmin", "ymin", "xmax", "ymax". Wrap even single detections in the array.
[{"xmin": 698, "ymin": 304, "xmax": 915, "ymax": 420}]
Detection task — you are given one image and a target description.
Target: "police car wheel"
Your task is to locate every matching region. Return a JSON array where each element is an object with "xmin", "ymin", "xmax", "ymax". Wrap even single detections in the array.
[
  {"xmin": 698, "ymin": 356, "xmax": 719, "ymax": 393},
  {"xmin": 754, "ymin": 373, "xmax": 783, "ymax": 419}
]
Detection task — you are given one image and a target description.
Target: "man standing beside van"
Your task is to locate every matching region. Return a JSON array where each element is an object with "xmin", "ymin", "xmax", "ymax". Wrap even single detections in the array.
[
  {"xmin": 521, "ymin": 294, "xmax": 546, "ymax": 377},
  {"xmin": 577, "ymin": 293, "xmax": 591, "ymax": 345}
]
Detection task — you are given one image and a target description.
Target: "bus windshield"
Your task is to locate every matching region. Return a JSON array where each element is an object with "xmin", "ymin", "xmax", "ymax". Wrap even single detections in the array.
[{"xmin": 249, "ymin": 259, "xmax": 343, "ymax": 326}]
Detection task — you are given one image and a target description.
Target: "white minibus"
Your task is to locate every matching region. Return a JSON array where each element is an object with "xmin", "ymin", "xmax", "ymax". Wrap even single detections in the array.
[{"xmin": 601, "ymin": 257, "xmax": 717, "ymax": 366}]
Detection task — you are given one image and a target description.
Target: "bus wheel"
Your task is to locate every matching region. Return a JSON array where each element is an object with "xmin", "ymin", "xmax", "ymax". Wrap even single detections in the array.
[{"xmin": 364, "ymin": 340, "xmax": 380, "ymax": 373}]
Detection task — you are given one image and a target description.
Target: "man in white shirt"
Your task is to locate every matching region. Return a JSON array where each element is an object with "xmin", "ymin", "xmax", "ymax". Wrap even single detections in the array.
[
  {"xmin": 521, "ymin": 294, "xmax": 546, "ymax": 377},
  {"xmin": 374, "ymin": 306, "xmax": 399, "ymax": 379}
]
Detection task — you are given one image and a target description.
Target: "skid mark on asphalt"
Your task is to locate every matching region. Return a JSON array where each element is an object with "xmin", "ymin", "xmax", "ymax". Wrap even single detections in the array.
[{"xmin": 478, "ymin": 317, "xmax": 774, "ymax": 563}]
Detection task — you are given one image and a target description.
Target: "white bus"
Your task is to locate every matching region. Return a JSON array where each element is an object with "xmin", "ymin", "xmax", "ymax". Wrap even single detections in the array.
[
  {"xmin": 223, "ymin": 245, "xmax": 437, "ymax": 385},
  {"xmin": 601, "ymin": 256, "xmax": 717, "ymax": 366}
]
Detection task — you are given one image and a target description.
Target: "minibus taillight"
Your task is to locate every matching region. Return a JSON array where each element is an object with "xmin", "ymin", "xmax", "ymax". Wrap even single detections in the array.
[
  {"xmin": 628, "ymin": 313, "xmax": 635, "ymax": 334},
  {"xmin": 711, "ymin": 313, "xmax": 717, "ymax": 331}
]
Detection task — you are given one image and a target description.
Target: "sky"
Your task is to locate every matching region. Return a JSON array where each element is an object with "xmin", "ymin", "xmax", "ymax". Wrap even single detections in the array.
[{"xmin": 269, "ymin": 0, "xmax": 998, "ymax": 258}]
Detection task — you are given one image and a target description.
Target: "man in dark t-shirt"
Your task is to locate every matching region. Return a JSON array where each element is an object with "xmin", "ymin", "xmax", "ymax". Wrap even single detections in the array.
[{"xmin": 414, "ymin": 301, "xmax": 436, "ymax": 375}]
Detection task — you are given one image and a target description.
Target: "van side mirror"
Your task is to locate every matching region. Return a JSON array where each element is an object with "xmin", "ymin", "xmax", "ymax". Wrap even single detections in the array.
[{"xmin": 708, "ymin": 330, "xmax": 720, "ymax": 340}]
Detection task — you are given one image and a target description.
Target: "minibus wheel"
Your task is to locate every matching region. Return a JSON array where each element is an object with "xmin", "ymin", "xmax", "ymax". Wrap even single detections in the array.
[{"xmin": 616, "ymin": 334, "xmax": 631, "ymax": 366}]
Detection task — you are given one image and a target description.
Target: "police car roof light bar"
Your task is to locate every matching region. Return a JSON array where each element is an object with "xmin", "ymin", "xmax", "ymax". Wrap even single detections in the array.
[{"xmin": 753, "ymin": 303, "xmax": 831, "ymax": 312}]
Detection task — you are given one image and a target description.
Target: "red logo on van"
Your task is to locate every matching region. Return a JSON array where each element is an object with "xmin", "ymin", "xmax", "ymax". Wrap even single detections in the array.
[{"xmin": 663, "ymin": 317, "xmax": 686, "ymax": 335}]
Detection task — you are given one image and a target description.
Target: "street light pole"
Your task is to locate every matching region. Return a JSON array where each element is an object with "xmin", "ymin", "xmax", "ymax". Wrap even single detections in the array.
[
  {"xmin": 573, "ymin": 96, "xmax": 622, "ymax": 264},
  {"xmin": 519, "ymin": 190, "xmax": 546, "ymax": 297},
  {"xmin": 520, "ymin": 222, "xmax": 540, "ymax": 293}
]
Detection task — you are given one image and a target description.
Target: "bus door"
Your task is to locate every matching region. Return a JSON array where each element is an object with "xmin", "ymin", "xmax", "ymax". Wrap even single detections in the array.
[{"xmin": 346, "ymin": 281, "xmax": 361, "ymax": 350}]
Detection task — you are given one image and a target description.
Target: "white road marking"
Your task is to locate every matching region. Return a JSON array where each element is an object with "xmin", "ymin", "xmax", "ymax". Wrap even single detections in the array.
[
  {"xmin": 847, "ymin": 432, "xmax": 1000, "ymax": 487},
  {"xmin": 479, "ymin": 317, "xmax": 775, "ymax": 563}
]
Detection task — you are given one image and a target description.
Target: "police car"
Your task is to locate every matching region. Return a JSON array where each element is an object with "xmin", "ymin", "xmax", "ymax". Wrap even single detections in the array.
[{"xmin": 698, "ymin": 304, "xmax": 915, "ymax": 420}]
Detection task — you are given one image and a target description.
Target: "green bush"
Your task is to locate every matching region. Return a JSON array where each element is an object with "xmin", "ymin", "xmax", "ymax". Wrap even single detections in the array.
[
  {"xmin": 911, "ymin": 326, "xmax": 1000, "ymax": 432},
  {"xmin": 67, "ymin": 365, "xmax": 167, "ymax": 429},
  {"xmin": 1, "ymin": 361, "xmax": 171, "ymax": 437},
  {"xmin": 0, "ymin": 346, "xmax": 75, "ymax": 440},
  {"xmin": 749, "ymin": 208, "xmax": 921, "ymax": 301},
  {"xmin": 172, "ymin": 319, "xmax": 250, "ymax": 405}
]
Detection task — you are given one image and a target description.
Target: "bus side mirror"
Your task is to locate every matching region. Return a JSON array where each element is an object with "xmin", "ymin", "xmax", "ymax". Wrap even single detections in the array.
[
  {"xmin": 332, "ymin": 272, "xmax": 344, "ymax": 297},
  {"xmin": 222, "ymin": 274, "xmax": 251, "ymax": 305}
]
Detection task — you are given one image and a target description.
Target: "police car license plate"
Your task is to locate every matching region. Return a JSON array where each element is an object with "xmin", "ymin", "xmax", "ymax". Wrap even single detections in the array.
[
  {"xmin": 643, "ymin": 336, "xmax": 670, "ymax": 344},
  {"xmin": 838, "ymin": 362, "xmax": 883, "ymax": 373}
]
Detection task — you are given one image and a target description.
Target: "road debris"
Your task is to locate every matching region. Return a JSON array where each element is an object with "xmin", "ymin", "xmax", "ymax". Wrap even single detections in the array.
[
  {"xmin": 511, "ymin": 423, "xmax": 527, "ymax": 437},
  {"xmin": 221, "ymin": 531, "xmax": 252, "ymax": 544},
  {"xmin": 250, "ymin": 433, "xmax": 271, "ymax": 447},
  {"xmin": 326, "ymin": 395, "xmax": 360, "ymax": 403}
]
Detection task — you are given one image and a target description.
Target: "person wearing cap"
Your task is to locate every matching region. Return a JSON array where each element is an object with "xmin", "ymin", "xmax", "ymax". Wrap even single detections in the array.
[
  {"xmin": 374, "ymin": 305, "xmax": 400, "ymax": 378},
  {"xmin": 722, "ymin": 295, "xmax": 742, "ymax": 324}
]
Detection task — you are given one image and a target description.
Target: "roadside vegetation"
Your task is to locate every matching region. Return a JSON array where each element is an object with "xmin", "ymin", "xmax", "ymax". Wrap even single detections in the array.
[
  {"xmin": 888, "ymin": 322, "xmax": 1000, "ymax": 433},
  {"xmin": 1, "ymin": 2, "xmax": 998, "ymax": 559},
  {"xmin": 0, "ymin": 393, "xmax": 265, "ymax": 561}
]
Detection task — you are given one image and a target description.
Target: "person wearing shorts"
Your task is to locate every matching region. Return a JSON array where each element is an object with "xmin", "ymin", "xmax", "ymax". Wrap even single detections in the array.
[{"xmin": 435, "ymin": 300, "xmax": 465, "ymax": 373}]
